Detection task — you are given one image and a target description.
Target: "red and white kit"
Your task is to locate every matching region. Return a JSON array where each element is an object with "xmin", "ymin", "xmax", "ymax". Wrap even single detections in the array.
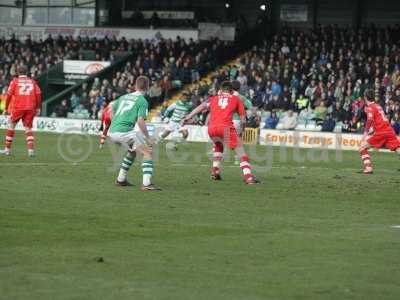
[
  {"xmin": 207, "ymin": 92, "xmax": 255, "ymax": 182},
  {"xmin": 364, "ymin": 103, "xmax": 400, "ymax": 151},
  {"xmin": 360, "ymin": 102, "xmax": 400, "ymax": 173},
  {"xmin": 3, "ymin": 75, "xmax": 42, "ymax": 154},
  {"xmin": 100, "ymin": 104, "xmax": 112, "ymax": 146}
]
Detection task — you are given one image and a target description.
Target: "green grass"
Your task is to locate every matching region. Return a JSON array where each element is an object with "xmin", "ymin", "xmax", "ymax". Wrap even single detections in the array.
[{"xmin": 0, "ymin": 130, "xmax": 400, "ymax": 300}]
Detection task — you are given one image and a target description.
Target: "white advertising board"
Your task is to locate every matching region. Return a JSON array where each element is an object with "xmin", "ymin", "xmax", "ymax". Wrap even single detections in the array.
[{"xmin": 63, "ymin": 60, "xmax": 110, "ymax": 75}]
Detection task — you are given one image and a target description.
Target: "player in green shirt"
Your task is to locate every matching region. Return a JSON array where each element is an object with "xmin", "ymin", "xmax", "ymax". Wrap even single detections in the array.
[
  {"xmin": 231, "ymin": 80, "xmax": 253, "ymax": 164},
  {"xmin": 159, "ymin": 91, "xmax": 192, "ymax": 150},
  {"xmin": 108, "ymin": 76, "xmax": 160, "ymax": 191}
]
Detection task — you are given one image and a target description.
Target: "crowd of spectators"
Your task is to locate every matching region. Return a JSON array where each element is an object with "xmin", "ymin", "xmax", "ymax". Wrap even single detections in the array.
[
  {"xmin": 0, "ymin": 33, "xmax": 232, "ymax": 118},
  {"xmin": 189, "ymin": 24, "xmax": 400, "ymax": 134},
  {"xmin": 2, "ymin": 24, "xmax": 400, "ymax": 136},
  {"xmin": 0, "ymin": 34, "xmax": 120, "ymax": 93},
  {"xmin": 56, "ymin": 36, "xmax": 232, "ymax": 119}
]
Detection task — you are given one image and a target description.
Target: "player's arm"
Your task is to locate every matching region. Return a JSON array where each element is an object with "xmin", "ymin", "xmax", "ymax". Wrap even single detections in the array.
[
  {"xmin": 182, "ymin": 101, "xmax": 209, "ymax": 124},
  {"xmin": 363, "ymin": 107, "xmax": 374, "ymax": 139},
  {"xmin": 137, "ymin": 117, "xmax": 151, "ymax": 140},
  {"xmin": 237, "ymin": 98, "xmax": 246, "ymax": 136},
  {"xmin": 34, "ymin": 81, "xmax": 42, "ymax": 115},
  {"xmin": 241, "ymin": 95, "xmax": 253, "ymax": 110},
  {"xmin": 164, "ymin": 103, "xmax": 176, "ymax": 117},
  {"xmin": 137, "ymin": 98, "xmax": 154, "ymax": 146},
  {"xmin": 108, "ymin": 101, "xmax": 116, "ymax": 119},
  {"xmin": 4, "ymin": 80, "xmax": 16, "ymax": 114}
]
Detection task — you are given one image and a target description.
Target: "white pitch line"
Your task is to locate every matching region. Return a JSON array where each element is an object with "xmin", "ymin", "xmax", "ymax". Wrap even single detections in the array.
[{"xmin": 391, "ymin": 225, "xmax": 400, "ymax": 229}]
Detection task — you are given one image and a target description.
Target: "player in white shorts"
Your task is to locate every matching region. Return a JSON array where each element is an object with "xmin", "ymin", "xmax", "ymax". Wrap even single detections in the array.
[{"xmin": 159, "ymin": 91, "xmax": 192, "ymax": 149}]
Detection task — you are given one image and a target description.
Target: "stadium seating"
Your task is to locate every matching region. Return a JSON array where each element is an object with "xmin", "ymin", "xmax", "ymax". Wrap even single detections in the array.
[
  {"xmin": 1, "ymin": 24, "xmax": 400, "ymax": 134},
  {"xmin": 161, "ymin": 24, "xmax": 400, "ymax": 134}
]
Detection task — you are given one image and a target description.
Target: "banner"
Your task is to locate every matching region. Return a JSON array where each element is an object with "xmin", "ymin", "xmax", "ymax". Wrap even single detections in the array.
[
  {"xmin": 122, "ymin": 11, "xmax": 195, "ymax": 20},
  {"xmin": 0, "ymin": 117, "xmax": 211, "ymax": 142},
  {"xmin": 0, "ymin": 26, "xmax": 198, "ymax": 41},
  {"xmin": 198, "ymin": 23, "xmax": 236, "ymax": 41},
  {"xmin": 260, "ymin": 129, "xmax": 366, "ymax": 151},
  {"xmin": 63, "ymin": 60, "xmax": 110, "ymax": 75},
  {"xmin": 280, "ymin": 4, "xmax": 308, "ymax": 22},
  {"xmin": 0, "ymin": 116, "xmax": 101, "ymax": 135}
]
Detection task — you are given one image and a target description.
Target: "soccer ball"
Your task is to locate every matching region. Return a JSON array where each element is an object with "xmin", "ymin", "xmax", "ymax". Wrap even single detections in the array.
[{"xmin": 165, "ymin": 142, "xmax": 178, "ymax": 151}]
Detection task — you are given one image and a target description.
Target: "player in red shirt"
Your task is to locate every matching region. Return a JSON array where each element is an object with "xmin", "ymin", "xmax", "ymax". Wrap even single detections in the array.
[
  {"xmin": 359, "ymin": 89, "xmax": 400, "ymax": 174},
  {"xmin": 1, "ymin": 65, "xmax": 42, "ymax": 157},
  {"xmin": 183, "ymin": 81, "xmax": 259, "ymax": 185},
  {"xmin": 99, "ymin": 102, "xmax": 113, "ymax": 149}
]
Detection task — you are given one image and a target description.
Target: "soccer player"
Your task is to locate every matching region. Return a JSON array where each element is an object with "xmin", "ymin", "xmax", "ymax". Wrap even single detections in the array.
[
  {"xmin": 159, "ymin": 91, "xmax": 191, "ymax": 149},
  {"xmin": 183, "ymin": 81, "xmax": 259, "ymax": 185},
  {"xmin": 359, "ymin": 89, "xmax": 400, "ymax": 174},
  {"xmin": 231, "ymin": 80, "xmax": 253, "ymax": 164},
  {"xmin": 99, "ymin": 102, "xmax": 113, "ymax": 149},
  {"xmin": 107, "ymin": 76, "xmax": 161, "ymax": 191},
  {"xmin": 0, "ymin": 65, "xmax": 42, "ymax": 157}
]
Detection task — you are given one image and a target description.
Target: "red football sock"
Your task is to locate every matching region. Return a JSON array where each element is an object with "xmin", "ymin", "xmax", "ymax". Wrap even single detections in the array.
[
  {"xmin": 360, "ymin": 149, "xmax": 373, "ymax": 171},
  {"xmin": 25, "ymin": 130, "xmax": 34, "ymax": 151},
  {"xmin": 212, "ymin": 143, "xmax": 224, "ymax": 175},
  {"xmin": 240, "ymin": 155, "xmax": 253, "ymax": 181},
  {"xmin": 5, "ymin": 129, "xmax": 15, "ymax": 150}
]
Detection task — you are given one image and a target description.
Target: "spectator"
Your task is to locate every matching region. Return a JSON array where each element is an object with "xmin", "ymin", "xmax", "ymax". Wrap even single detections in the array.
[
  {"xmin": 70, "ymin": 92, "xmax": 80, "ymax": 110},
  {"xmin": 54, "ymin": 99, "xmax": 70, "ymax": 118},
  {"xmin": 247, "ymin": 108, "xmax": 261, "ymax": 128},
  {"xmin": 264, "ymin": 111, "xmax": 279, "ymax": 129},
  {"xmin": 321, "ymin": 114, "xmax": 336, "ymax": 132},
  {"xmin": 278, "ymin": 110, "xmax": 297, "ymax": 130},
  {"xmin": 148, "ymin": 80, "xmax": 163, "ymax": 108},
  {"xmin": 314, "ymin": 101, "xmax": 327, "ymax": 122},
  {"xmin": 271, "ymin": 80, "xmax": 282, "ymax": 97},
  {"xmin": 392, "ymin": 114, "xmax": 400, "ymax": 135}
]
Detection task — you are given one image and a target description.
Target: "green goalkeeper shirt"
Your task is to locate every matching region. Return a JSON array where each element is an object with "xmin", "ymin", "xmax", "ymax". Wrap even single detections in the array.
[{"xmin": 109, "ymin": 91, "xmax": 149, "ymax": 133}]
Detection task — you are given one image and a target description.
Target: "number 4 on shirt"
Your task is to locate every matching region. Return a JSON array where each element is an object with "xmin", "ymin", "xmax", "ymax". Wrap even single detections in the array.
[{"xmin": 218, "ymin": 97, "xmax": 229, "ymax": 109}]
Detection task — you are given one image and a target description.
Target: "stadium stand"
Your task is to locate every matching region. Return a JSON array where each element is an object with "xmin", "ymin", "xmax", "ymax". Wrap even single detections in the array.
[
  {"xmin": 172, "ymin": 24, "xmax": 400, "ymax": 134},
  {"xmin": 0, "ymin": 33, "xmax": 233, "ymax": 118},
  {"xmin": 1, "ymin": 23, "xmax": 400, "ymax": 135}
]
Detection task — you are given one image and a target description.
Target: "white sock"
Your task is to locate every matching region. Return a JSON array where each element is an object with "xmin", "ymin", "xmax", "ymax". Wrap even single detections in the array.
[
  {"xmin": 118, "ymin": 169, "xmax": 128, "ymax": 182},
  {"xmin": 143, "ymin": 174, "xmax": 151, "ymax": 186}
]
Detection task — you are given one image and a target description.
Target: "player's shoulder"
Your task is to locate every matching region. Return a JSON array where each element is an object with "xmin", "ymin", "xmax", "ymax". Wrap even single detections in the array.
[
  {"xmin": 230, "ymin": 94, "xmax": 242, "ymax": 104},
  {"xmin": 365, "ymin": 104, "xmax": 375, "ymax": 111},
  {"xmin": 9, "ymin": 77, "xmax": 19, "ymax": 84}
]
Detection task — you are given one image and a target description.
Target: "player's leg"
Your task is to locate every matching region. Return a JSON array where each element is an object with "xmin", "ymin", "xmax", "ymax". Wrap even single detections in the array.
[
  {"xmin": 233, "ymin": 120, "xmax": 241, "ymax": 165},
  {"xmin": 179, "ymin": 128, "xmax": 189, "ymax": 141},
  {"xmin": 208, "ymin": 127, "xmax": 224, "ymax": 180},
  {"xmin": 383, "ymin": 133, "xmax": 400, "ymax": 158},
  {"xmin": 160, "ymin": 129, "xmax": 172, "ymax": 140},
  {"xmin": 1, "ymin": 119, "xmax": 17, "ymax": 156},
  {"xmin": 132, "ymin": 132, "xmax": 161, "ymax": 191},
  {"xmin": 116, "ymin": 149, "xmax": 136, "ymax": 186},
  {"xmin": 211, "ymin": 140, "xmax": 224, "ymax": 180},
  {"xmin": 99, "ymin": 120, "xmax": 110, "ymax": 149},
  {"xmin": 230, "ymin": 128, "xmax": 259, "ymax": 184},
  {"xmin": 21, "ymin": 110, "xmax": 36, "ymax": 157},
  {"xmin": 25, "ymin": 127, "xmax": 35, "ymax": 157},
  {"xmin": 359, "ymin": 140, "xmax": 373, "ymax": 174},
  {"xmin": 107, "ymin": 132, "xmax": 136, "ymax": 186},
  {"xmin": 1, "ymin": 110, "xmax": 24, "ymax": 155}
]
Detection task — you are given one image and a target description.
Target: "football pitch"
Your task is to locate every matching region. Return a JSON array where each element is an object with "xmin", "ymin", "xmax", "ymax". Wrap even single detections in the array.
[{"xmin": 0, "ymin": 130, "xmax": 400, "ymax": 300}]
